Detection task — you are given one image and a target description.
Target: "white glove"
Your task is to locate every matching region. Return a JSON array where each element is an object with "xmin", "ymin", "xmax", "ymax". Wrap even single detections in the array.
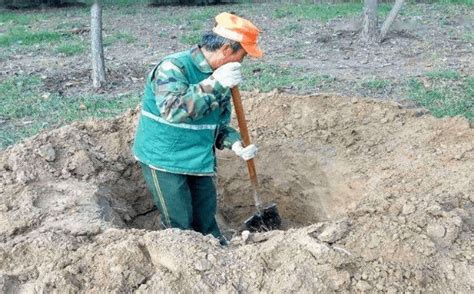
[
  {"xmin": 232, "ymin": 141, "xmax": 258, "ymax": 161},
  {"xmin": 212, "ymin": 62, "xmax": 242, "ymax": 88}
]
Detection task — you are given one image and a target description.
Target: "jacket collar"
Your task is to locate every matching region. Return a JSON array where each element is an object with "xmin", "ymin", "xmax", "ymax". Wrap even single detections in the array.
[{"xmin": 190, "ymin": 46, "xmax": 213, "ymax": 74}]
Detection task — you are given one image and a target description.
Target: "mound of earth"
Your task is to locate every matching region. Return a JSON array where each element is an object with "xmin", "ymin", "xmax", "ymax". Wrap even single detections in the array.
[{"xmin": 1, "ymin": 92, "xmax": 473, "ymax": 292}]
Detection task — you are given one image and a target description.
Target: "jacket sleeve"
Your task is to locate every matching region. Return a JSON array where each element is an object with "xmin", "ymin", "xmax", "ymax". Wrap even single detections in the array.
[
  {"xmin": 152, "ymin": 59, "xmax": 226, "ymax": 123},
  {"xmin": 215, "ymin": 92, "xmax": 241, "ymax": 150}
]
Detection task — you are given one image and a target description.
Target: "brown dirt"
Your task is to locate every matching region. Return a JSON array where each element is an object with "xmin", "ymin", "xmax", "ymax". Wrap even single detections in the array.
[{"xmin": 1, "ymin": 92, "xmax": 473, "ymax": 292}]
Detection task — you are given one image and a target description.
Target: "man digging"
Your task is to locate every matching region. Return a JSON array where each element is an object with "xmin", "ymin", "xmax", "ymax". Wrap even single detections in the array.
[{"xmin": 132, "ymin": 12, "xmax": 263, "ymax": 245}]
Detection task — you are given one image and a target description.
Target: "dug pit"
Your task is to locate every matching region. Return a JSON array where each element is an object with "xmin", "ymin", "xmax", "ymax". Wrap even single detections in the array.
[
  {"xmin": 89, "ymin": 141, "xmax": 365, "ymax": 234},
  {"xmin": 1, "ymin": 93, "xmax": 472, "ymax": 292}
]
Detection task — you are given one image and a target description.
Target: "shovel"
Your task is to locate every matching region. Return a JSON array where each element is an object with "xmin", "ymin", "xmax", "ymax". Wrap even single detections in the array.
[{"xmin": 230, "ymin": 87, "xmax": 282, "ymax": 232}]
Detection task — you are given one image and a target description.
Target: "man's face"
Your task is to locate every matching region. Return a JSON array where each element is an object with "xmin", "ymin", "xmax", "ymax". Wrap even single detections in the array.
[{"xmin": 214, "ymin": 45, "xmax": 247, "ymax": 69}]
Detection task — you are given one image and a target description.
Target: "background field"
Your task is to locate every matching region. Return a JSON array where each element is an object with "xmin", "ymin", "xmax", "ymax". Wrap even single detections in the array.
[{"xmin": 1, "ymin": 0, "xmax": 473, "ymax": 148}]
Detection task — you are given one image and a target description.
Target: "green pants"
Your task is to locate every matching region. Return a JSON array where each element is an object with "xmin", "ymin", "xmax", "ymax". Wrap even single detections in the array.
[{"xmin": 139, "ymin": 162, "xmax": 222, "ymax": 240}]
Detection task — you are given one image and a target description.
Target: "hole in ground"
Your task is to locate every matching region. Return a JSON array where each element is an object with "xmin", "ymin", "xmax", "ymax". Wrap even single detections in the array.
[
  {"xmin": 97, "ymin": 144, "xmax": 365, "ymax": 234},
  {"xmin": 217, "ymin": 144, "xmax": 365, "ymax": 232},
  {"xmin": 96, "ymin": 163, "xmax": 160, "ymax": 231}
]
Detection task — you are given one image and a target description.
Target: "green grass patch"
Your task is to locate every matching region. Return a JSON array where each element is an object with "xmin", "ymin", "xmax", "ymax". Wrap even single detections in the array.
[
  {"xmin": 186, "ymin": 8, "xmax": 220, "ymax": 23},
  {"xmin": 0, "ymin": 28, "xmax": 65, "ymax": 47},
  {"xmin": 190, "ymin": 22, "xmax": 204, "ymax": 31},
  {"xmin": 406, "ymin": 71, "xmax": 473, "ymax": 121},
  {"xmin": 361, "ymin": 78, "xmax": 391, "ymax": 90},
  {"xmin": 180, "ymin": 32, "xmax": 202, "ymax": 45},
  {"xmin": 84, "ymin": 0, "xmax": 149, "ymax": 6},
  {"xmin": 425, "ymin": 70, "xmax": 461, "ymax": 80},
  {"xmin": 55, "ymin": 41, "xmax": 86, "ymax": 56},
  {"xmin": 104, "ymin": 32, "xmax": 137, "ymax": 46},
  {"xmin": 278, "ymin": 23, "xmax": 303, "ymax": 35},
  {"xmin": 86, "ymin": 0, "xmax": 474, "ymax": 6},
  {"xmin": 0, "ymin": 49, "xmax": 10, "ymax": 62},
  {"xmin": 241, "ymin": 63, "xmax": 334, "ymax": 92},
  {"xmin": 55, "ymin": 21, "xmax": 88, "ymax": 31},
  {"xmin": 157, "ymin": 13, "xmax": 183, "ymax": 26},
  {"xmin": 0, "ymin": 75, "xmax": 43, "ymax": 120},
  {"xmin": 462, "ymin": 32, "xmax": 474, "ymax": 42},
  {"xmin": 1, "ymin": 123, "xmax": 46, "ymax": 149},
  {"xmin": 0, "ymin": 11, "xmax": 35, "ymax": 25},
  {"xmin": 0, "ymin": 75, "xmax": 140, "ymax": 149},
  {"xmin": 431, "ymin": 0, "xmax": 474, "ymax": 4}
]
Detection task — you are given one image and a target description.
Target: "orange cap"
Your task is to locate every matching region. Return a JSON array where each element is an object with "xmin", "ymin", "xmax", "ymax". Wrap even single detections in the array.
[{"xmin": 213, "ymin": 12, "xmax": 263, "ymax": 58}]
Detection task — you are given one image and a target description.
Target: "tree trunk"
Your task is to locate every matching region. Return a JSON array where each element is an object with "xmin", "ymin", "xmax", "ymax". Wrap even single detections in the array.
[
  {"xmin": 361, "ymin": 0, "xmax": 378, "ymax": 42},
  {"xmin": 91, "ymin": 0, "xmax": 106, "ymax": 89},
  {"xmin": 379, "ymin": 0, "xmax": 405, "ymax": 42}
]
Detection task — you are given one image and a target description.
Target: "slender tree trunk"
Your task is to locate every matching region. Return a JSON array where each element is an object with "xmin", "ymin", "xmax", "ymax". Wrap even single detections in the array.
[
  {"xmin": 91, "ymin": 0, "xmax": 106, "ymax": 89},
  {"xmin": 361, "ymin": 0, "xmax": 378, "ymax": 42},
  {"xmin": 379, "ymin": 0, "xmax": 405, "ymax": 42}
]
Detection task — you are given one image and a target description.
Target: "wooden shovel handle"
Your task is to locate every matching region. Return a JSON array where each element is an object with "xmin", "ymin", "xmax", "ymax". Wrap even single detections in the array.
[{"xmin": 230, "ymin": 87, "xmax": 259, "ymax": 193}]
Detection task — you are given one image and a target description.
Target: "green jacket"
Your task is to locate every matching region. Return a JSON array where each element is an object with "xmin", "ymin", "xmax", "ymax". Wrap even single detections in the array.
[{"xmin": 132, "ymin": 46, "xmax": 240, "ymax": 175}]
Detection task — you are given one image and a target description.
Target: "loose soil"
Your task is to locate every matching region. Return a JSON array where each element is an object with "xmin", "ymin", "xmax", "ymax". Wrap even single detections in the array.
[{"xmin": 1, "ymin": 92, "xmax": 473, "ymax": 292}]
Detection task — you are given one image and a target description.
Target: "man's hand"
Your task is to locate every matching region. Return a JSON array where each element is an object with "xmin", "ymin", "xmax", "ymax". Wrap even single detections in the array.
[
  {"xmin": 232, "ymin": 141, "xmax": 257, "ymax": 161},
  {"xmin": 212, "ymin": 62, "xmax": 242, "ymax": 88}
]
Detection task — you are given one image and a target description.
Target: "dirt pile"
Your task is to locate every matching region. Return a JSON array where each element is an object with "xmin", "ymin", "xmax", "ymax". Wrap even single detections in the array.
[{"xmin": 1, "ymin": 93, "xmax": 473, "ymax": 292}]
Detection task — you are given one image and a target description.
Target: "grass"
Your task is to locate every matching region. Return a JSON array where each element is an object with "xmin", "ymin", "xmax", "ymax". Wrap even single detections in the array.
[
  {"xmin": 0, "ymin": 75, "xmax": 141, "ymax": 149},
  {"xmin": 56, "ymin": 41, "xmax": 86, "ymax": 56},
  {"xmin": 432, "ymin": 0, "xmax": 474, "ymax": 4},
  {"xmin": 84, "ymin": 0, "xmax": 149, "ymax": 5},
  {"xmin": 180, "ymin": 32, "xmax": 202, "ymax": 46},
  {"xmin": 462, "ymin": 32, "xmax": 474, "ymax": 42},
  {"xmin": 55, "ymin": 21, "xmax": 88, "ymax": 31},
  {"xmin": 80, "ymin": 0, "xmax": 474, "ymax": 5},
  {"xmin": 361, "ymin": 78, "xmax": 392, "ymax": 90},
  {"xmin": 425, "ymin": 70, "xmax": 461, "ymax": 80},
  {"xmin": 241, "ymin": 63, "xmax": 334, "ymax": 92},
  {"xmin": 406, "ymin": 70, "xmax": 473, "ymax": 121},
  {"xmin": 0, "ymin": 75, "xmax": 44, "ymax": 120},
  {"xmin": 186, "ymin": 8, "xmax": 220, "ymax": 22},
  {"xmin": 104, "ymin": 32, "xmax": 137, "ymax": 46},
  {"xmin": 0, "ymin": 28, "xmax": 65, "ymax": 47},
  {"xmin": 190, "ymin": 22, "xmax": 204, "ymax": 31},
  {"xmin": 278, "ymin": 23, "xmax": 303, "ymax": 35},
  {"xmin": 0, "ymin": 12, "xmax": 39, "ymax": 25}
]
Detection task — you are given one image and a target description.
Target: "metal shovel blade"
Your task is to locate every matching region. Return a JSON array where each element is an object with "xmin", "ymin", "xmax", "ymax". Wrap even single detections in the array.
[{"xmin": 244, "ymin": 202, "xmax": 282, "ymax": 232}]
